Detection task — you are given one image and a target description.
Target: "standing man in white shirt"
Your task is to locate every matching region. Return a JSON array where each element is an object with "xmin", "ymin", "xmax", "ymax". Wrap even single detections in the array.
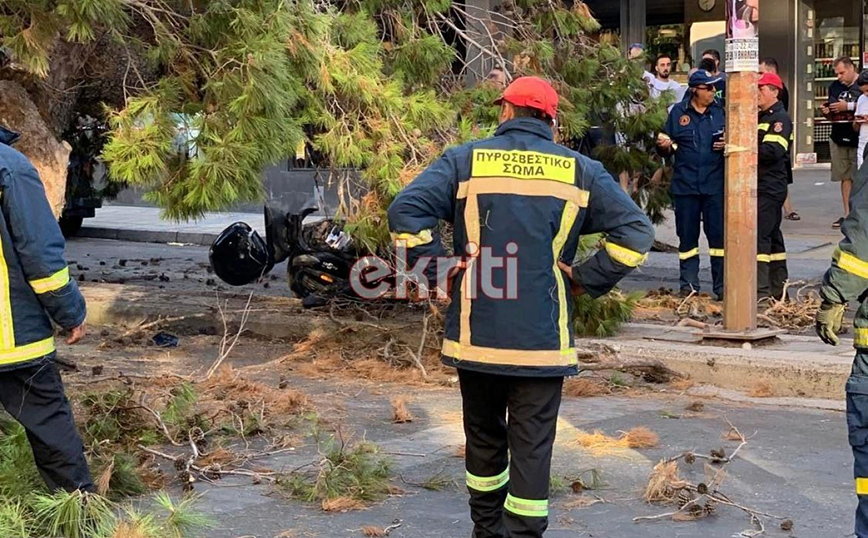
[
  {"xmin": 649, "ymin": 53, "xmax": 686, "ymax": 110},
  {"xmin": 855, "ymin": 70, "xmax": 868, "ymax": 171}
]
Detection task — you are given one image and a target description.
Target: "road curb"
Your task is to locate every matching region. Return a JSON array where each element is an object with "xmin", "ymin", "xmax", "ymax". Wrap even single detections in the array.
[
  {"xmin": 584, "ymin": 323, "xmax": 851, "ymax": 400},
  {"xmin": 80, "ymin": 226, "xmax": 218, "ymax": 246}
]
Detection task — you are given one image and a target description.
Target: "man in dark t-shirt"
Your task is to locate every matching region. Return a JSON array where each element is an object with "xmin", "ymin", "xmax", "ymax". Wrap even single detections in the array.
[{"xmin": 823, "ymin": 57, "xmax": 860, "ymax": 228}]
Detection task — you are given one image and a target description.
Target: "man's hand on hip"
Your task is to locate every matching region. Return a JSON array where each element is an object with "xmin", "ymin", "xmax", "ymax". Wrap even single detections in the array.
[
  {"xmin": 557, "ymin": 261, "xmax": 586, "ymax": 297},
  {"xmin": 66, "ymin": 323, "xmax": 86, "ymax": 345},
  {"xmin": 815, "ymin": 302, "xmax": 846, "ymax": 346}
]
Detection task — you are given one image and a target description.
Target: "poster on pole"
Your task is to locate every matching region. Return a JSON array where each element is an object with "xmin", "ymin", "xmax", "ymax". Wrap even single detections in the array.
[{"xmin": 725, "ymin": 0, "xmax": 759, "ymax": 72}]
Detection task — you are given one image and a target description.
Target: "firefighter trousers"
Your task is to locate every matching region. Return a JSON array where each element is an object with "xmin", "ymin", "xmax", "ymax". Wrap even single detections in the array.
[
  {"xmin": 674, "ymin": 194, "xmax": 724, "ymax": 297},
  {"xmin": 757, "ymin": 194, "xmax": 788, "ymax": 300},
  {"xmin": 0, "ymin": 357, "xmax": 93, "ymax": 493},
  {"xmin": 849, "ymin": 302, "xmax": 868, "ymax": 537},
  {"xmin": 458, "ymin": 368, "xmax": 563, "ymax": 538}
]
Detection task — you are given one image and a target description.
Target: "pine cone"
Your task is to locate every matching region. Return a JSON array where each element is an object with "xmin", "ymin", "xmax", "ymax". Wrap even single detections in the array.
[
  {"xmin": 781, "ymin": 519, "xmax": 794, "ymax": 531},
  {"xmin": 174, "ymin": 456, "xmax": 186, "ymax": 471},
  {"xmin": 684, "ymin": 452, "xmax": 696, "ymax": 465},
  {"xmin": 676, "ymin": 489, "xmax": 693, "ymax": 507},
  {"xmin": 697, "ymin": 482, "xmax": 709, "ymax": 495}
]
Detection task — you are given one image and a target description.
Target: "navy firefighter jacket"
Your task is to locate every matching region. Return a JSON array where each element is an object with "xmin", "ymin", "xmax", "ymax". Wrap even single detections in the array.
[
  {"xmin": 663, "ymin": 98, "xmax": 726, "ymax": 196},
  {"xmin": 387, "ymin": 118, "xmax": 654, "ymax": 378},
  {"xmin": 0, "ymin": 126, "xmax": 86, "ymax": 370}
]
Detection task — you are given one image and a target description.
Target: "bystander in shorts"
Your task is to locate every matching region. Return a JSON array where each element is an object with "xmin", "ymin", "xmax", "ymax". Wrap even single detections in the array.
[{"xmin": 831, "ymin": 140, "xmax": 858, "ymax": 182}]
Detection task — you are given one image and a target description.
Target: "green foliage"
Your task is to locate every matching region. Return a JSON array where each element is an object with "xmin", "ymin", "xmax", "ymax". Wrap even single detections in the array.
[
  {"xmin": 278, "ymin": 435, "xmax": 392, "ymax": 504},
  {"xmin": 572, "ymin": 289, "xmax": 644, "ymax": 337},
  {"xmin": 162, "ymin": 383, "xmax": 198, "ymax": 430},
  {"xmin": 79, "ymin": 388, "xmax": 151, "ymax": 447},
  {"xmin": 4, "ymin": 0, "xmax": 667, "ymax": 241},
  {"xmin": 0, "ymin": 499, "xmax": 30, "ymax": 538},
  {"xmin": 92, "ymin": 452, "xmax": 148, "ymax": 501},
  {"xmin": 32, "ymin": 490, "xmax": 116, "ymax": 538},
  {"xmin": 0, "ymin": 419, "xmax": 45, "ymax": 498},
  {"xmin": 420, "ymin": 471, "xmax": 452, "ymax": 491},
  {"xmin": 154, "ymin": 492, "xmax": 214, "ymax": 538}
]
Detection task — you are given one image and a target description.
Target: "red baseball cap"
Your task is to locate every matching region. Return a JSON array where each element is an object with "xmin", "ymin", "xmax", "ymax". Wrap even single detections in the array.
[
  {"xmin": 758, "ymin": 72, "xmax": 783, "ymax": 90},
  {"xmin": 495, "ymin": 76, "xmax": 559, "ymax": 118}
]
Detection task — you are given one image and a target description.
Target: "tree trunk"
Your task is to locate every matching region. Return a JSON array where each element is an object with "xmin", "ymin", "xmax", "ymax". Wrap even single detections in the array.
[{"xmin": 0, "ymin": 81, "xmax": 70, "ymax": 218}]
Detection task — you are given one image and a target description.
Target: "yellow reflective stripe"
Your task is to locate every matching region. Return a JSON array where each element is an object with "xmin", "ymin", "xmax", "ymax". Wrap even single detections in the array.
[
  {"xmin": 504, "ymin": 494, "xmax": 548, "ymax": 518},
  {"xmin": 709, "ymin": 248, "xmax": 725, "ymax": 257},
  {"xmin": 28, "ymin": 266, "xmax": 70, "ymax": 294},
  {"xmin": 678, "ymin": 248, "xmax": 699, "ymax": 260},
  {"xmin": 471, "ymin": 149, "xmax": 576, "ymax": 184},
  {"xmin": 391, "ymin": 230, "xmax": 434, "ymax": 249},
  {"xmin": 466, "ymin": 469, "xmax": 509, "ymax": 492},
  {"xmin": 855, "ymin": 328, "xmax": 868, "ymax": 348},
  {"xmin": 770, "ymin": 252, "xmax": 787, "ymax": 262},
  {"xmin": 757, "ymin": 254, "xmax": 771, "ymax": 263},
  {"xmin": 553, "ymin": 202, "xmax": 580, "ymax": 351},
  {"xmin": 0, "ymin": 233, "xmax": 13, "ymax": 350},
  {"xmin": 459, "ymin": 177, "xmax": 589, "ymax": 207},
  {"xmin": 858, "ymin": 478, "xmax": 868, "ymax": 495},
  {"xmin": 605, "ymin": 241, "xmax": 647, "ymax": 268},
  {"xmin": 461, "ymin": 191, "xmax": 481, "ymax": 347},
  {"xmin": 834, "ymin": 248, "xmax": 868, "ymax": 280},
  {"xmin": 442, "ymin": 339, "xmax": 577, "ymax": 367},
  {"xmin": 0, "ymin": 337, "xmax": 55, "ymax": 366},
  {"xmin": 763, "ymin": 134, "xmax": 789, "ymax": 150},
  {"xmin": 758, "ymin": 123, "xmax": 770, "ymax": 132}
]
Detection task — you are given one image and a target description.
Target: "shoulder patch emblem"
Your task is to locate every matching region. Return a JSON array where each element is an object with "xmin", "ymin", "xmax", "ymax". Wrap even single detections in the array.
[
  {"xmin": 679, "ymin": 115, "xmax": 691, "ymax": 126},
  {"xmin": 773, "ymin": 122, "xmax": 783, "ymax": 133}
]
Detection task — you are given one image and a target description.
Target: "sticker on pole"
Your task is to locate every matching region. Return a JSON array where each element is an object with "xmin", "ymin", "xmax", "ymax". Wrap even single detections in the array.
[{"xmin": 725, "ymin": 0, "xmax": 759, "ymax": 72}]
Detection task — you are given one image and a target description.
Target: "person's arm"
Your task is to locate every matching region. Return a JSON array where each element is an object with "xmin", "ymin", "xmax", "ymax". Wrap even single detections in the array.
[
  {"xmin": 1, "ymin": 158, "xmax": 86, "ymax": 335},
  {"xmin": 387, "ymin": 148, "xmax": 459, "ymax": 292},
  {"xmin": 657, "ymin": 109, "xmax": 677, "ymax": 156},
  {"xmin": 564, "ymin": 161, "xmax": 655, "ymax": 298},
  {"xmin": 758, "ymin": 116, "xmax": 792, "ymax": 165}
]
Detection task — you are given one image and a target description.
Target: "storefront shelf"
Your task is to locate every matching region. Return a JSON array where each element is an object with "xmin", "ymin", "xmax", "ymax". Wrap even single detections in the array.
[{"xmin": 814, "ymin": 57, "xmax": 861, "ymax": 62}]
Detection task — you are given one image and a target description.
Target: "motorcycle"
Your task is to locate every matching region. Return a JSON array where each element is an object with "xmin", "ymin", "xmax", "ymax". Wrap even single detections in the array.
[{"xmin": 211, "ymin": 205, "xmax": 395, "ymax": 307}]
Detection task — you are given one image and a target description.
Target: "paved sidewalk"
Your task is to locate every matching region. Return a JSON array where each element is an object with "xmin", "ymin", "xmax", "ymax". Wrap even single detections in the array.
[{"xmin": 80, "ymin": 206, "xmax": 265, "ymax": 245}]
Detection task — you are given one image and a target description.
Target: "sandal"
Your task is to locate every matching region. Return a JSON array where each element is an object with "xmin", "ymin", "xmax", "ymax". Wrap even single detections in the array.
[{"xmin": 785, "ymin": 212, "xmax": 800, "ymax": 221}]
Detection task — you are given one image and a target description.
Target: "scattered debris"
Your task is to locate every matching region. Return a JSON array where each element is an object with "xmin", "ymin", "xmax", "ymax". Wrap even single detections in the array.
[
  {"xmin": 623, "ymin": 427, "xmax": 660, "ymax": 449},
  {"xmin": 152, "ymin": 332, "xmax": 180, "ymax": 348},
  {"xmin": 748, "ymin": 382, "xmax": 773, "ymax": 398},
  {"xmin": 635, "ymin": 421, "xmax": 791, "ymax": 535},
  {"xmin": 686, "ymin": 401, "xmax": 705, "ymax": 412},
  {"xmin": 390, "ymin": 396, "xmax": 414, "ymax": 423},
  {"xmin": 563, "ymin": 378, "xmax": 611, "ymax": 398},
  {"xmin": 575, "ymin": 427, "xmax": 660, "ymax": 455}
]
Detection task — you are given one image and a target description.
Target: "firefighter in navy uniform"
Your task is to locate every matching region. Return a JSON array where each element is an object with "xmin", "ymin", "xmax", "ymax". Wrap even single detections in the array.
[
  {"xmin": 816, "ymin": 123, "xmax": 868, "ymax": 538},
  {"xmin": 657, "ymin": 70, "xmax": 726, "ymax": 299},
  {"xmin": 0, "ymin": 125, "xmax": 92, "ymax": 492},
  {"xmin": 387, "ymin": 77, "xmax": 654, "ymax": 538},
  {"xmin": 756, "ymin": 72, "xmax": 792, "ymax": 300}
]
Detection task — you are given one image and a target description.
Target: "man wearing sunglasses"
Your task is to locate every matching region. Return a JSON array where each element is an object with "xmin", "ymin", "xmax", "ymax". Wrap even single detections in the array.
[{"xmin": 657, "ymin": 70, "xmax": 726, "ymax": 300}]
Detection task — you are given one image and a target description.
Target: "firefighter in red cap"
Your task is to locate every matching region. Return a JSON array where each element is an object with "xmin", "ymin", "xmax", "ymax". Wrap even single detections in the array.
[
  {"xmin": 756, "ymin": 72, "xmax": 793, "ymax": 300},
  {"xmin": 388, "ymin": 76, "xmax": 654, "ymax": 537}
]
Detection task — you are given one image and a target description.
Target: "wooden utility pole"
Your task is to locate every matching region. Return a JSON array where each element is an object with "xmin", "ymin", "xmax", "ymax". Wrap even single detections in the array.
[{"xmin": 722, "ymin": 0, "xmax": 759, "ymax": 332}]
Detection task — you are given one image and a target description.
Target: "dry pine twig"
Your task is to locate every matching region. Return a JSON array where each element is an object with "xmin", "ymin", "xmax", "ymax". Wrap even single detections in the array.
[{"xmin": 634, "ymin": 420, "xmax": 786, "ymax": 531}]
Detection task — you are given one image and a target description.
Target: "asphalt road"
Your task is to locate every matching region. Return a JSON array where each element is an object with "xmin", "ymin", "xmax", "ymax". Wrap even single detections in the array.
[{"xmin": 187, "ymin": 387, "xmax": 856, "ymax": 538}]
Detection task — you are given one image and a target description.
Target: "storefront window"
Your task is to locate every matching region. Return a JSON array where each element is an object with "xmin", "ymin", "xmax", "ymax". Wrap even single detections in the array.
[{"xmin": 813, "ymin": 0, "xmax": 863, "ymax": 161}]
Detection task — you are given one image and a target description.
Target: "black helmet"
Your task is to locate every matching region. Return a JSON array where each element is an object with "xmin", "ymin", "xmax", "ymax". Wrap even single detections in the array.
[
  {"xmin": 209, "ymin": 222, "xmax": 274, "ymax": 286},
  {"xmin": 859, "ymin": 69, "xmax": 868, "ymax": 87}
]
